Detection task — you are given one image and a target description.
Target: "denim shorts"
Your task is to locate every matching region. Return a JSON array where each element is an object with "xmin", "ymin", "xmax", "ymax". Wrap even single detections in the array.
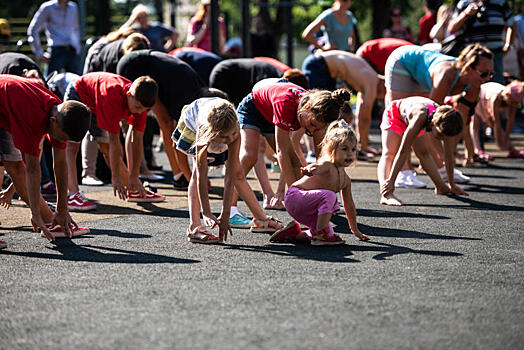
[
  {"xmin": 0, "ymin": 129, "xmax": 23, "ymax": 162},
  {"xmin": 301, "ymin": 53, "xmax": 336, "ymax": 90},
  {"xmin": 236, "ymin": 93, "xmax": 274, "ymax": 137},
  {"xmin": 64, "ymin": 82, "xmax": 109, "ymax": 143}
]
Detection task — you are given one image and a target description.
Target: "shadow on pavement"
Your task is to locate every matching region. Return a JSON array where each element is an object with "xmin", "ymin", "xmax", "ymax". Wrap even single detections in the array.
[
  {"xmin": 348, "ymin": 241, "xmax": 463, "ymax": 260},
  {"xmin": 87, "ymin": 228, "xmax": 152, "ymax": 239},
  {"xmin": 2, "ymin": 241, "xmax": 199, "ymax": 264},
  {"xmin": 331, "ymin": 220, "xmax": 480, "ymax": 241},
  {"xmin": 463, "ymin": 183, "xmax": 524, "ymax": 195},
  {"xmin": 414, "ymin": 196, "xmax": 524, "ymax": 212},
  {"xmin": 355, "ymin": 208, "xmax": 450, "ymax": 220}
]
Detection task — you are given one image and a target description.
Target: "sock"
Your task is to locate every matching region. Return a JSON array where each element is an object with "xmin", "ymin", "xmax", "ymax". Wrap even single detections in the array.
[
  {"xmin": 229, "ymin": 206, "xmax": 240, "ymax": 218},
  {"xmin": 173, "ymin": 172, "xmax": 183, "ymax": 181}
]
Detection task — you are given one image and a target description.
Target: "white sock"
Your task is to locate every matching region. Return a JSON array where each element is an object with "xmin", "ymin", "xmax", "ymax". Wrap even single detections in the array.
[
  {"xmin": 173, "ymin": 172, "xmax": 183, "ymax": 181},
  {"xmin": 229, "ymin": 206, "xmax": 240, "ymax": 218}
]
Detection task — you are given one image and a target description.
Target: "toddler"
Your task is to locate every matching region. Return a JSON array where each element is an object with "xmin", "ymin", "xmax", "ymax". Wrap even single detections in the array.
[{"xmin": 270, "ymin": 120, "xmax": 370, "ymax": 245}]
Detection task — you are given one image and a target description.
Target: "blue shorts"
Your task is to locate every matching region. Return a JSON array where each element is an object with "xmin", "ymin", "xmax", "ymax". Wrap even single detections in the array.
[
  {"xmin": 301, "ymin": 53, "xmax": 336, "ymax": 90},
  {"xmin": 0, "ymin": 129, "xmax": 23, "ymax": 162},
  {"xmin": 64, "ymin": 82, "xmax": 109, "ymax": 143},
  {"xmin": 236, "ymin": 93, "xmax": 274, "ymax": 137}
]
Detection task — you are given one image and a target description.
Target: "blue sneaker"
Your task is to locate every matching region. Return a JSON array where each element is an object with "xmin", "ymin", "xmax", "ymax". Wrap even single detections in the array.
[{"xmin": 229, "ymin": 213, "xmax": 252, "ymax": 229}]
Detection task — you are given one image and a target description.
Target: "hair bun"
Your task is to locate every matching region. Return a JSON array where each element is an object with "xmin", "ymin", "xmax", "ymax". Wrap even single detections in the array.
[{"xmin": 331, "ymin": 88, "xmax": 351, "ymax": 106}]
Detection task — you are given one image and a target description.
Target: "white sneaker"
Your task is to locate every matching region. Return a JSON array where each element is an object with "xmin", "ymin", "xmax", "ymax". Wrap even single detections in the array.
[
  {"xmin": 438, "ymin": 167, "xmax": 471, "ymax": 184},
  {"xmin": 81, "ymin": 175, "xmax": 104, "ymax": 186},
  {"xmin": 395, "ymin": 170, "xmax": 426, "ymax": 189}
]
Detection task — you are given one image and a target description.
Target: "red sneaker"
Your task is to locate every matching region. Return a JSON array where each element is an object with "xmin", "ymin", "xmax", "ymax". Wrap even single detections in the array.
[
  {"xmin": 310, "ymin": 230, "xmax": 345, "ymax": 246},
  {"xmin": 269, "ymin": 221, "xmax": 301, "ymax": 243},
  {"xmin": 68, "ymin": 191, "xmax": 96, "ymax": 211},
  {"xmin": 0, "ymin": 240, "xmax": 6, "ymax": 249},
  {"xmin": 127, "ymin": 189, "xmax": 165, "ymax": 203},
  {"xmin": 41, "ymin": 223, "xmax": 90, "ymax": 238}
]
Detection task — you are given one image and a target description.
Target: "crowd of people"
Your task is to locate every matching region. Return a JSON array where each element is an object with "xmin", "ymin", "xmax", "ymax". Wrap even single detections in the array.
[{"xmin": 0, "ymin": 0, "xmax": 523, "ymax": 250}]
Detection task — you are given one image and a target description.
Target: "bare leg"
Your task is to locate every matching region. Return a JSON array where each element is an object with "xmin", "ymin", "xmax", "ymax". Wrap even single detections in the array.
[
  {"xmin": 231, "ymin": 128, "xmax": 262, "ymax": 207},
  {"xmin": 65, "ymin": 141, "xmax": 81, "ymax": 194},
  {"xmin": 151, "ymin": 100, "xmax": 182, "ymax": 179},
  {"xmin": 98, "ymin": 142, "xmax": 130, "ymax": 187},
  {"xmin": 377, "ymin": 129, "xmax": 403, "ymax": 206},
  {"xmin": 253, "ymin": 135, "xmax": 276, "ymax": 207}
]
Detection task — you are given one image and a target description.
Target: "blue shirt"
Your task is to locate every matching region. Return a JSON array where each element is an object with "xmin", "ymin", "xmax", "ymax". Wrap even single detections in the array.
[
  {"xmin": 133, "ymin": 21, "xmax": 174, "ymax": 52},
  {"xmin": 515, "ymin": 14, "xmax": 524, "ymax": 47},
  {"xmin": 27, "ymin": 0, "xmax": 80, "ymax": 58},
  {"xmin": 317, "ymin": 9, "xmax": 357, "ymax": 51}
]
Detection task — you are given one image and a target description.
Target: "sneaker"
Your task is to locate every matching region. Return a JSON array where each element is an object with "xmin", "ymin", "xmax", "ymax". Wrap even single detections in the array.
[
  {"xmin": 81, "ymin": 175, "xmax": 104, "ymax": 186},
  {"xmin": 229, "ymin": 213, "xmax": 252, "ymax": 229},
  {"xmin": 269, "ymin": 221, "xmax": 301, "ymax": 243},
  {"xmin": 41, "ymin": 223, "xmax": 90, "ymax": 238},
  {"xmin": 395, "ymin": 170, "xmax": 426, "ymax": 189},
  {"xmin": 40, "ymin": 182, "xmax": 57, "ymax": 199},
  {"xmin": 68, "ymin": 191, "xmax": 96, "ymax": 211},
  {"xmin": 270, "ymin": 163, "xmax": 280, "ymax": 172},
  {"xmin": 0, "ymin": 240, "xmax": 6, "ymax": 249},
  {"xmin": 357, "ymin": 150, "xmax": 374, "ymax": 161},
  {"xmin": 139, "ymin": 173, "xmax": 164, "ymax": 182},
  {"xmin": 173, "ymin": 176, "xmax": 189, "ymax": 190},
  {"xmin": 127, "ymin": 189, "xmax": 165, "ymax": 203},
  {"xmin": 310, "ymin": 230, "xmax": 345, "ymax": 246},
  {"xmin": 305, "ymin": 152, "xmax": 316, "ymax": 164},
  {"xmin": 438, "ymin": 167, "xmax": 471, "ymax": 184}
]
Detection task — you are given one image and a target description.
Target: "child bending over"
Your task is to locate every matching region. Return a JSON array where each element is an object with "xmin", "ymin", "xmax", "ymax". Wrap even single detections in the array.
[
  {"xmin": 378, "ymin": 97, "xmax": 466, "ymax": 206},
  {"xmin": 270, "ymin": 120, "xmax": 370, "ymax": 246},
  {"xmin": 172, "ymin": 97, "xmax": 283, "ymax": 244}
]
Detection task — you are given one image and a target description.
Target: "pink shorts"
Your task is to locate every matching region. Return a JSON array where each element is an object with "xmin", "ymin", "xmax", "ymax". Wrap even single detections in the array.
[
  {"xmin": 380, "ymin": 100, "xmax": 424, "ymax": 137},
  {"xmin": 284, "ymin": 186, "xmax": 339, "ymax": 234}
]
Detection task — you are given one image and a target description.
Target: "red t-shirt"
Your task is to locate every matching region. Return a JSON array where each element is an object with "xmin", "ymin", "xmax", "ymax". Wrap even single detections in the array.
[
  {"xmin": 252, "ymin": 82, "xmax": 306, "ymax": 132},
  {"xmin": 254, "ymin": 57, "xmax": 291, "ymax": 73},
  {"xmin": 74, "ymin": 72, "xmax": 146, "ymax": 134},
  {"xmin": 418, "ymin": 13, "xmax": 436, "ymax": 44},
  {"xmin": 0, "ymin": 75, "xmax": 65, "ymax": 157},
  {"xmin": 357, "ymin": 38, "xmax": 413, "ymax": 73}
]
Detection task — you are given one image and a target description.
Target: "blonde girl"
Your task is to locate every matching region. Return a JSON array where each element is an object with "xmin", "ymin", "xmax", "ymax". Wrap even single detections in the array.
[
  {"xmin": 270, "ymin": 120, "xmax": 370, "ymax": 245},
  {"xmin": 172, "ymin": 97, "xmax": 282, "ymax": 244}
]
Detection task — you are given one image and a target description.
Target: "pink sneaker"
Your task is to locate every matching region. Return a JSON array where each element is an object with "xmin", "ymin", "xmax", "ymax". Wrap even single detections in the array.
[
  {"xmin": 41, "ymin": 223, "xmax": 90, "ymax": 238},
  {"xmin": 127, "ymin": 189, "xmax": 165, "ymax": 203},
  {"xmin": 269, "ymin": 221, "xmax": 301, "ymax": 243},
  {"xmin": 68, "ymin": 191, "xmax": 96, "ymax": 211},
  {"xmin": 0, "ymin": 240, "xmax": 6, "ymax": 249},
  {"xmin": 310, "ymin": 230, "xmax": 345, "ymax": 246}
]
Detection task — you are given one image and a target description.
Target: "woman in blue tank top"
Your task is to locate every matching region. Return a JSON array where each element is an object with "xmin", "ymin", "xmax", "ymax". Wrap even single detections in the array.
[{"xmin": 384, "ymin": 43, "xmax": 494, "ymax": 183}]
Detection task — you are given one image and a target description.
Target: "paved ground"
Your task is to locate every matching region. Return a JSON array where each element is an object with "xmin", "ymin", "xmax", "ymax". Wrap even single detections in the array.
[{"xmin": 1, "ymin": 130, "xmax": 523, "ymax": 349}]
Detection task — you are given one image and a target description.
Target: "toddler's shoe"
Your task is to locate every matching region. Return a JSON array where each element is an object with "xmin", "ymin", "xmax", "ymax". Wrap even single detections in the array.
[
  {"xmin": 0, "ymin": 240, "xmax": 6, "ymax": 249},
  {"xmin": 68, "ymin": 191, "xmax": 96, "ymax": 211},
  {"xmin": 229, "ymin": 213, "xmax": 252, "ymax": 228},
  {"xmin": 269, "ymin": 221, "xmax": 301, "ymax": 243},
  {"xmin": 127, "ymin": 189, "xmax": 165, "ymax": 203},
  {"xmin": 81, "ymin": 175, "xmax": 104, "ymax": 186},
  {"xmin": 41, "ymin": 223, "xmax": 90, "ymax": 238},
  {"xmin": 395, "ymin": 170, "xmax": 426, "ymax": 189},
  {"xmin": 310, "ymin": 230, "xmax": 345, "ymax": 246}
]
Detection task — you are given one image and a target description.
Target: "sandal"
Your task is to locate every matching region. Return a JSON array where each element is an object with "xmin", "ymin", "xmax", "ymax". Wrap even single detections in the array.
[
  {"xmin": 250, "ymin": 216, "xmax": 283, "ymax": 233},
  {"xmin": 187, "ymin": 226, "xmax": 219, "ymax": 244}
]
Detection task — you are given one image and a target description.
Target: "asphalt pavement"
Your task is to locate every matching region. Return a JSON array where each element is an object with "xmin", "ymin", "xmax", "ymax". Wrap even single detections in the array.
[{"xmin": 1, "ymin": 131, "xmax": 523, "ymax": 350}]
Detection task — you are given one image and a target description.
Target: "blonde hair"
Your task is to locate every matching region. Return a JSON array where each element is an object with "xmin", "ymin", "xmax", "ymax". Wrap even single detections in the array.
[
  {"xmin": 131, "ymin": 4, "xmax": 150, "ymax": 18},
  {"xmin": 122, "ymin": 33, "xmax": 150, "ymax": 54},
  {"xmin": 319, "ymin": 120, "xmax": 358, "ymax": 163},
  {"xmin": 436, "ymin": 4, "xmax": 451, "ymax": 23},
  {"xmin": 105, "ymin": 27, "xmax": 136, "ymax": 43},
  {"xmin": 297, "ymin": 88, "xmax": 352, "ymax": 124},
  {"xmin": 432, "ymin": 105, "xmax": 463, "ymax": 136},
  {"xmin": 195, "ymin": 99, "xmax": 238, "ymax": 148},
  {"xmin": 456, "ymin": 43, "xmax": 493, "ymax": 74}
]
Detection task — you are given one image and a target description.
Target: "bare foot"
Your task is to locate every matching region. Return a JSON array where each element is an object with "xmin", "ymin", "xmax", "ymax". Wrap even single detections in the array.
[{"xmin": 380, "ymin": 194, "xmax": 403, "ymax": 206}]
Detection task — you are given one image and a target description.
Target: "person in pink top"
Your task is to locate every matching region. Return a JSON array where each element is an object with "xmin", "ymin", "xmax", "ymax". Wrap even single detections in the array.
[
  {"xmin": 185, "ymin": 0, "xmax": 226, "ymax": 53},
  {"xmin": 0, "ymin": 75, "xmax": 91, "ymax": 243},
  {"xmin": 63, "ymin": 72, "xmax": 164, "ymax": 210},
  {"xmin": 466, "ymin": 81, "xmax": 524, "ymax": 160},
  {"xmin": 226, "ymin": 82, "xmax": 352, "ymax": 228}
]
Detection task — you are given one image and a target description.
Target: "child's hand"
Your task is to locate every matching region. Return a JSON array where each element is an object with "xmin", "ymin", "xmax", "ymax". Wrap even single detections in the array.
[
  {"xmin": 217, "ymin": 214, "xmax": 232, "ymax": 242},
  {"xmin": 300, "ymin": 163, "xmax": 321, "ymax": 176},
  {"xmin": 0, "ymin": 188, "xmax": 14, "ymax": 209},
  {"xmin": 203, "ymin": 212, "xmax": 219, "ymax": 229},
  {"xmin": 353, "ymin": 230, "xmax": 370, "ymax": 241},
  {"xmin": 112, "ymin": 177, "xmax": 127, "ymax": 200},
  {"xmin": 449, "ymin": 184, "xmax": 469, "ymax": 196}
]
